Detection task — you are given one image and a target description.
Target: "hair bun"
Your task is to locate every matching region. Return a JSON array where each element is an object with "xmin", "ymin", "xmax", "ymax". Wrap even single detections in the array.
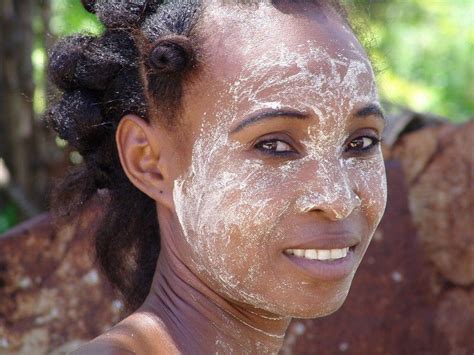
[
  {"xmin": 95, "ymin": 0, "xmax": 163, "ymax": 28},
  {"xmin": 148, "ymin": 35, "xmax": 194, "ymax": 74},
  {"xmin": 47, "ymin": 90, "xmax": 107, "ymax": 155},
  {"xmin": 75, "ymin": 30, "xmax": 138, "ymax": 91},
  {"xmin": 48, "ymin": 35, "xmax": 93, "ymax": 91}
]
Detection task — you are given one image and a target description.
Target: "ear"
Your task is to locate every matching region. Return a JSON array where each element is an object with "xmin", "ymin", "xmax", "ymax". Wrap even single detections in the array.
[{"xmin": 115, "ymin": 114, "xmax": 174, "ymax": 210}]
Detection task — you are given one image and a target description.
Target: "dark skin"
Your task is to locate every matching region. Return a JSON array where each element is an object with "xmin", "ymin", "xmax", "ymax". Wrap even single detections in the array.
[{"xmin": 74, "ymin": 3, "xmax": 386, "ymax": 354}]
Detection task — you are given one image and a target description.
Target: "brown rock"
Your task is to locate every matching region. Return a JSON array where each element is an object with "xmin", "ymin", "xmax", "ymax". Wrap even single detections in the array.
[
  {"xmin": 391, "ymin": 124, "xmax": 455, "ymax": 185},
  {"xmin": 0, "ymin": 203, "xmax": 122, "ymax": 354},
  {"xmin": 436, "ymin": 288, "xmax": 474, "ymax": 355},
  {"xmin": 407, "ymin": 121, "xmax": 474, "ymax": 286}
]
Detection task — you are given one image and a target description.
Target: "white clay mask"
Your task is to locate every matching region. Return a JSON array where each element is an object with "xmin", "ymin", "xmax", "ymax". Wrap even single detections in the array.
[{"xmin": 172, "ymin": 2, "xmax": 387, "ymax": 317}]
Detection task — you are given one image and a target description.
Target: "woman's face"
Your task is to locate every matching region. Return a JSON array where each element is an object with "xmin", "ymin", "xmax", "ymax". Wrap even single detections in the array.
[{"xmin": 165, "ymin": 3, "xmax": 386, "ymax": 318}]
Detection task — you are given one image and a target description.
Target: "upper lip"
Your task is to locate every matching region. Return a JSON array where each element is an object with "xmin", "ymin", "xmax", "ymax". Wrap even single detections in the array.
[{"xmin": 283, "ymin": 234, "xmax": 361, "ymax": 250}]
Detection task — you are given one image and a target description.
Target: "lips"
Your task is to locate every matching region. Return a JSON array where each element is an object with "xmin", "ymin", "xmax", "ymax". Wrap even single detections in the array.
[{"xmin": 281, "ymin": 234, "xmax": 361, "ymax": 280}]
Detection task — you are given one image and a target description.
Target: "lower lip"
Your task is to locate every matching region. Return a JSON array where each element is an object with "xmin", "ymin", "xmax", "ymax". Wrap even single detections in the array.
[{"xmin": 282, "ymin": 247, "xmax": 358, "ymax": 281}]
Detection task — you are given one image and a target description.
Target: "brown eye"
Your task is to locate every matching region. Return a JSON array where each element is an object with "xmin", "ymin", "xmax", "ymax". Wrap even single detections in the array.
[
  {"xmin": 260, "ymin": 140, "xmax": 291, "ymax": 152},
  {"xmin": 346, "ymin": 136, "xmax": 380, "ymax": 152},
  {"xmin": 255, "ymin": 139, "xmax": 295, "ymax": 156}
]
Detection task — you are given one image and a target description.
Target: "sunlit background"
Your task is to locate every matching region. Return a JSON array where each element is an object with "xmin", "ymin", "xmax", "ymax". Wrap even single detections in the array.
[{"xmin": 354, "ymin": 0, "xmax": 473, "ymax": 122}]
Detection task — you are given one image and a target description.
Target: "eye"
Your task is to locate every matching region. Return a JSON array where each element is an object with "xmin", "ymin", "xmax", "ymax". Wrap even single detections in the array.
[
  {"xmin": 255, "ymin": 139, "xmax": 295, "ymax": 156},
  {"xmin": 346, "ymin": 136, "xmax": 381, "ymax": 152}
]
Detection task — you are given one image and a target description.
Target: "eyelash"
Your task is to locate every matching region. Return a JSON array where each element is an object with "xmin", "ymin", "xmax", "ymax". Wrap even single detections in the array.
[{"xmin": 254, "ymin": 136, "xmax": 381, "ymax": 157}]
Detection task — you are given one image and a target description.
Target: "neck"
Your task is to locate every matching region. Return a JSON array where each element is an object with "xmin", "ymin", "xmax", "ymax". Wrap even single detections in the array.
[{"xmin": 141, "ymin": 247, "xmax": 290, "ymax": 354}]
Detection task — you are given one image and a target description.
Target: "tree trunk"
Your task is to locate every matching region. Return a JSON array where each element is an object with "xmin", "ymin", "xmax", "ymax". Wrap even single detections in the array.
[{"xmin": 0, "ymin": 0, "xmax": 56, "ymax": 216}]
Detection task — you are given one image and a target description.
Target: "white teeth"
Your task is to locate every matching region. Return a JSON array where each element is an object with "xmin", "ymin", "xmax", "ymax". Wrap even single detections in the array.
[
  {"xmin": 285, "ymin": 247, "xmax": 350, "ymax": 260},
  {"xmin": 304, "ymin": 249, "xmax": 318, "ymax": 259},
  {"xmin": 330, "ymin": 249, "xmax": 343, "ymax": 259},
  {"xmin": 294, "ymin": 249, "xmax": 305, "ymax": 257},
  {"xmin": 318, "ymin": 250, "xmax": 331, "ymax": 260}
]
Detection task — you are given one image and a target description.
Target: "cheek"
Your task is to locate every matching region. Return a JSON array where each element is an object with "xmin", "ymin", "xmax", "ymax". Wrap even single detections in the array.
[
  {"xmin": 173, "ymin": 147, "xmax": 292, "ymax": 303},
  {"xmin": 176, "ymin": 158, "xmax": 289, "ymax": 239},
  {"xmin": 347, "ymin": 155, "xmax": 387, "ymax": 229}
]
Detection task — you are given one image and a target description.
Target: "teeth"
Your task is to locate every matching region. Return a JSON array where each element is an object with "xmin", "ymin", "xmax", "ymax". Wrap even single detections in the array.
[
  {"xmin": 285, "ymin": 247, "xmax": 350, "ymax": 261},
  {"xmin": 331, "ymin": 249, "xmax": 343, "ymax": 259},
  {"xmin": 294, "ymin": 249, "xmax": 305, "ymax": 257},
  {"xmin": 318, "ymin": 250, "xmax": 331, "ymax": 260},
  {"xmin": 304, "ymin": 249, "xmax": 318, "ymax": 259}
]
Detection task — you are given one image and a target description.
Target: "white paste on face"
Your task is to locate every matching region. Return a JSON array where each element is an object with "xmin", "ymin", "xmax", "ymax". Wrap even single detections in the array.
[{"xmin": 172, "ymin": 4, "xmax": 387, "ymax": 317}]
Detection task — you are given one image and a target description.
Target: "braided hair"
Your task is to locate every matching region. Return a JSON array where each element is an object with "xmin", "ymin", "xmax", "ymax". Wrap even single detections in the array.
[
  {"xmin": 47, "ymin": 0, "xmax": 201, "ymax": 311},
  {"xmin": 46, "ymin": 0, "xmax": 348, "ymax": 311}
]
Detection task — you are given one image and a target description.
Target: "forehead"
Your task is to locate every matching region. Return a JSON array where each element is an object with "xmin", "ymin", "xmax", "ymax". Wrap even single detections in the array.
[
  {"xmin": 180, "ymin": 2, "xmax": 376, "ymax": 129},
  {"xmin": 200, "ymin": 2, "xmax": 367, "ymax": 76}
]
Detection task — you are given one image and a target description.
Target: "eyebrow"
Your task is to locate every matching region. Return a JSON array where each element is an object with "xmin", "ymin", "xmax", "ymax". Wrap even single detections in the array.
[
  {"xmin": 354, "ymin": 104, "xmax": 385, "ymax": 121},
  {"xmin": 230, "ymin": 109, "xmax": 309, "ymax": 134},
  {"xmin": 230, "ymin": 104, "xmax": 385, "ymax": 135}
]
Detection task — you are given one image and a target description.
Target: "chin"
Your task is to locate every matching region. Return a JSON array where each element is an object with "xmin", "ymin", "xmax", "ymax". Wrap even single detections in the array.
[
  {"xmin": 278, "ymin": 277, "xmax": 354, "ymax": 319},
  {"xmin": 302, "ymin": 295, "xmax": 348, "ymax": 319},
  {"xmin": 291, "ymin": 294, "xmax": 349, "ymax": 319}
]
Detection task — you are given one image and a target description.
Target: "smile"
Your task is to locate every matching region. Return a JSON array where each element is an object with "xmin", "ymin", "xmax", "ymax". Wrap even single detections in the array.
[
  {"xmin": 282, "ymin": 244, "xmax": 358, "ymax": 280},
  {"xmin": 284, "ymin": 248, "xmax": 350, "ymax": 261}
]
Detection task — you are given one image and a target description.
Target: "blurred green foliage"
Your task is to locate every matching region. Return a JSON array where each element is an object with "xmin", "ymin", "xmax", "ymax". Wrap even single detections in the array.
[
  {"xmin": 49, "ymin": 0, "xmax": 103, "ymax": 36},
  {"xmin": 0, "ymin": 200, "xmax": 19, "ymax": 234},
  {"xmin": 352, "ymin": 0, "xmax": 473, "ymax": 122}
]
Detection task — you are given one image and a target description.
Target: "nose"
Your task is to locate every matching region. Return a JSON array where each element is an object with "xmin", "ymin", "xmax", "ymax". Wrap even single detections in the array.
[{"xmin": 296, "ymin": 158, "xmax": 361, "ymax": 221}]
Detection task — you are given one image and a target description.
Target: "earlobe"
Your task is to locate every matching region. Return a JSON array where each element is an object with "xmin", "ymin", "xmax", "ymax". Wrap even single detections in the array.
[{"xmin": 115, "ymin": 114, "xmax": 173, "ymax": 209}]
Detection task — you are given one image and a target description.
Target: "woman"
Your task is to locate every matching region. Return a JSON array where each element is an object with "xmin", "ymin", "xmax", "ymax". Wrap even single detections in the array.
[{"xmin": 47, "ymin": 0, "xmax": 387, "ymax": 353}]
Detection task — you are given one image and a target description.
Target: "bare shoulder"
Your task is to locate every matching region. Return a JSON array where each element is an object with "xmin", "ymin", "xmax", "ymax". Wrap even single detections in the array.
[{"xmin": 70, "ymin": 311, "xmax": 180, "ymax": 355}]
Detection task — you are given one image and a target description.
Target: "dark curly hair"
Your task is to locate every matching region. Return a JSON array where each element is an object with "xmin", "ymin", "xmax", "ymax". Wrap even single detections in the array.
[{"xmin": 46, "ymin": 0, "xmax": 348, "ymax": 311}]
